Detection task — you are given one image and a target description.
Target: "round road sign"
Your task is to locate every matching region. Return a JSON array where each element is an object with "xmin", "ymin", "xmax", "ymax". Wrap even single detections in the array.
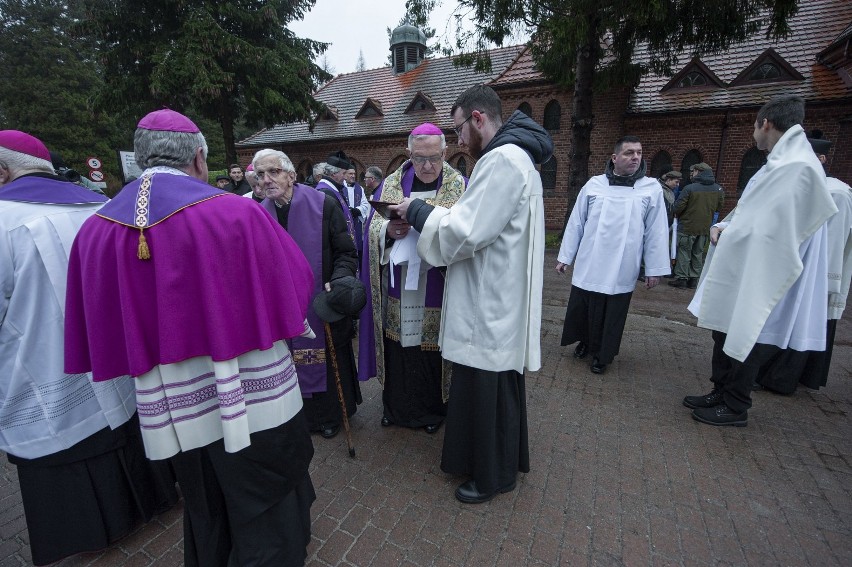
[
  {"xmin": 90, "ymin": 170, "xmax": 104, "ymax": 182},
  {"xmin": 87, "ymin": 157, "xmax": 102, "ymax": 170}
]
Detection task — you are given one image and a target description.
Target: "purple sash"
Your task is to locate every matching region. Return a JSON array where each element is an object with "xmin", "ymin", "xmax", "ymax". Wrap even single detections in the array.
[
  {"xmin": 0, "ymin": 176, "xmax": 107, "ymax": 205},
  {"xmin": 262, "ymin": 185, "xmax": 328, "ymax": 395}
]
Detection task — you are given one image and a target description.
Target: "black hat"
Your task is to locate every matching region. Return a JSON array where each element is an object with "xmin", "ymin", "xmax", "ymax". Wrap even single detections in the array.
[
  {"xmin": 807, "ymin": 129, "xmax": 832, "ymax": 155},
  {"xmin": 662, "ymin": 170, "xmax": 682, "ymax": 180},
  {"xmin": 327, "ymin": 150, "xmax": 352, "ymax": 170},
  {"xmin": 216, "ymin": 174, "xmax": 230, "ymax": 182},
  {"xmin": 312, "ymin": 276, "xmax": 367, "ymax": 322}
]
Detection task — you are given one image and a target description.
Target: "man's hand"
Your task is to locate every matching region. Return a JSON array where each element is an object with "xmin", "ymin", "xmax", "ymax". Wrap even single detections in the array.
[
  {"xmin": 389, "ymin": 197, "xmax": 412, "ymax": 221},
  {"xmin": 645, "ymin": 276, "xmax": 661, "ymax": 289},
  {"xmin": 710, "ymin": 225, "xmax": 723, "ymax": 245},
  {"xmin": 556, "ymin": 262, "xmax": 568, "ymax": 274},
  {"xmin": 387, "ymin": 218, "xmax": 411, "ymax": 240}
]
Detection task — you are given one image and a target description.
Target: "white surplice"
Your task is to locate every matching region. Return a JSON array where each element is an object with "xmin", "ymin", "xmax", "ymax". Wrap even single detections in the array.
[
  {"xmin": 558, "ymin": 174, "xmax": 671, "ymax": 294},
  {"xmin": 417, "ymin": 144, "xmax": 544, "ymax": 374},
  {"xmin": 687, "ymin": 125, "xmax": 837, "ymax": 361}
]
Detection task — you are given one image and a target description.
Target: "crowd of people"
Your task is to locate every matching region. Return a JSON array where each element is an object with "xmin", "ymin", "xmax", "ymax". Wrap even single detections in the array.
[{"xmin": 0, "ymin": 87, "xmax": 848, "ymax": 565}]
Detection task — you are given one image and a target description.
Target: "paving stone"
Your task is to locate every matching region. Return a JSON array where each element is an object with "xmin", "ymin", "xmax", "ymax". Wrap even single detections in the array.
[{"xmin": 1, "ymin": 249, "xmax": 850, "ymax": 566}]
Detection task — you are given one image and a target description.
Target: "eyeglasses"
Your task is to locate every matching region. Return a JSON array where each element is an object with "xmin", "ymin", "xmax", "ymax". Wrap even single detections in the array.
[
  {"xmin": 364, "ymin": 175, "xmax": 376, "ymax": 181},
  {"xmin": 255, "ymin": 168, "xmax": 285, "ymax": 180},
  {"xmin": 453, "ymin": 113, "xmax": 475, "ymax": 136},
  {"xmin": 411, "ymin": 154, "xmax": 443, "ymax": 166}
]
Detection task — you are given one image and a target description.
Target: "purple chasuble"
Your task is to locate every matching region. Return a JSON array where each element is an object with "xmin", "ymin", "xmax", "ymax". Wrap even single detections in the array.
[
  {"xmin": 261, "ymin": 185, "xmax": 328, "ymax": 395},
  {"xmin": 0, "ymin": 175, "xmax": 107, "ymax": 205},
  {"xmin": 65, "ymin": 174, "xmax": 314, "ymax": 381}
]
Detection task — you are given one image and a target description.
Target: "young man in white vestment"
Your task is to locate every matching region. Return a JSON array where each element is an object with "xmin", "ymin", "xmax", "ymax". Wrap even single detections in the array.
[
  {"xmin": 556, "ymin": 136, "xmax": 671, "ymax": 374},
  {"xmin": 391, "ymin": 85, "xmax": 552, "ymax": 504},
  {"xmin": 755, "ymin": 133, "xmax": 852, "ymax": 393},
  {"xmin": 683, "ymin": 94, "xmax": 837, "ymax": 426}
]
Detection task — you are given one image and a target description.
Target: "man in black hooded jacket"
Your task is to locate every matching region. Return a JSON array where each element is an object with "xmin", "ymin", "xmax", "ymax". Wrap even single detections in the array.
[{"xmin": 391, "ymin": 85, "xmax": 552, "ymax": 505}]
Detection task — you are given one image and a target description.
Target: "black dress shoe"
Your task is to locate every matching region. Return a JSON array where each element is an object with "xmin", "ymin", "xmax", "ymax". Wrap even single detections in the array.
[
  {"xmin": 320, "ymin": 424, "xmax": 340, "ymax": 439},
  {"xmin": 381, "ymin": 416, "xmax": 393, "ymax": 427},
  {"xmin": 668, "ymin": 278, "xmax": 688, "ymax": 288},
  {"xmin": 573, "ymin": 342, "xmax": 588, "ymax": 359},
  {"xmin": 682, "ymin": 388, "xmax": 724, "ymax": 409},
  {"xmin": 424, "ymin": 422, "xmax": 442, "ymax": 434},
  {"xmin": 692, "ymin": 404, "xmax": 748, "ymax": 427},
  {"xmin": 590, "ymin": 358, "xmax": 606, "ymax": 374},
  {"xmin": 454, "ymin": 479, "xmax": 517, "ymax": 504},
  {"xmin": 687, "ymin": 278, "xmax": 698, "ymax": 289}
]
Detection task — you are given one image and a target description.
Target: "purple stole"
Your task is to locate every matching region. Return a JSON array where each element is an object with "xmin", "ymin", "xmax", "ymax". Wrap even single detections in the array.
[
  {"xmin": 386, "ymin": 167, "xmax": 446, "ymax": 307},
  {"xmin": 0, "ymin": 176, "xmax": 107, "ymax": 205},
  {"xmin": 263, "ymin": 185, "xmax": 328, "ymax": 395},
  {"xmin": 317, "ymin": 179, "xmax": 357, "ymax": 245},
  {"xmin": 349, "ymin": 183, "xmax": 365, "ymax": 254}
]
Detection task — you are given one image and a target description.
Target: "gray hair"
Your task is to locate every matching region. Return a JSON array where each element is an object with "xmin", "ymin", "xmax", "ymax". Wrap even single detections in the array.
[
  {"xmin": 366, "ymin": 165, "xmax": 383, "ymax": 180},
  {"xmin": 323, "ymin": 163, "xmax": 342, "ymax": 176},
  {"xmin": 134, "ymin": 128, "xmax": 208, "ymax": 169},
  {"xmin": 313, "ymin": 162, "xmax": 326, "ymax": 176},
  {"xmin": 252, "ymin": 149, "xmax": 295, "ymax": 173},
  {"xmin": 407, "ymin": 133, "xmax": 446, "ymax": 152},
  {"xmin": 0, "ymin": 147, "xmax": 54, "ymax": 175}
]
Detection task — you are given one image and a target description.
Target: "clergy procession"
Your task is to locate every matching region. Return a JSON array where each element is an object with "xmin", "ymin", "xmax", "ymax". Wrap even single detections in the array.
[{"xmin": 0, "ymin": 85, "xmax": 850, "ymax": 565}]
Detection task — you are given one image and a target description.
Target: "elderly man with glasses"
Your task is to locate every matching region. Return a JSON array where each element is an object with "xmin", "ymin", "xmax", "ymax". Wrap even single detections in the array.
[
  {"xmin": 359, "ymin": 123, "xmax": 467, "ymax": 437},
  {"xmin": 255, "ymin": 148, "xmax": 361, "ymax": 441}
]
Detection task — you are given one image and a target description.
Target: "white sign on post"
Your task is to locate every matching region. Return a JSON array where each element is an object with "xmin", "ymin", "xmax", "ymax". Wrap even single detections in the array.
[{"xmin": 118, "ymin": 151, "xmax": 144, "ymax": 183}]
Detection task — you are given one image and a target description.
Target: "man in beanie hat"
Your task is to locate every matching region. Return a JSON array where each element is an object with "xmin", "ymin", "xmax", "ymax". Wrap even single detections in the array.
[
  {"xmin": 64, "ymin": 110, "xmax": 317, "ymax": 566},
  {"xmin": 254, "ymin": 147, "xmax": 361, "ymax": 441},
  {"xmin": 359, "ymin": 122, "xmax": 466, "ymax": 436},
  {"xmin": 669, "ymin": 162, "xmax": 725, "ymax": 289},
  {"xmin": 316, "ymin": 150, "xmax": 367, "ymax": 258},
  {"xmin": 0, "ymin": 130, "xmax": 177, "ymax": 564},
  {"xmin": 683, "ymin": 94, "xmax": 837, "ymax": 427},
  {"xmin": 215, "ymin": 173, "xmax": 231, "ymax": 189},
  {"xmin": 658, "ymin": 170, "xmax": 681, "ymax": 227},
  {"xmin": 755, "ymin": 131, "xmax": 852, "ymax": 394}
]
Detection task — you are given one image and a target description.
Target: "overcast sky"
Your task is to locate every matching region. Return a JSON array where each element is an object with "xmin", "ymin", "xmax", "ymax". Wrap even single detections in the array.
[{"xmin": 289, "ymin": 0, "xmax": 528, "ymax": 75}]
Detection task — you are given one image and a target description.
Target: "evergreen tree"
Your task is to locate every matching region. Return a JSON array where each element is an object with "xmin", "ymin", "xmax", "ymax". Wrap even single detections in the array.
[
  {"xmin": 408, "ymin": 0, "xmax": 799, "ymax": 217},
  {"xmin": 81, "ymin": 0, "xmax": 331, "ymax": 164},
  {"xmin": 356, "ymin": 49, "xmax": 367, "ymax": 72},
  {"xmin": 0, "ymin": 0, "xmax": 128, "ymax": 185}
]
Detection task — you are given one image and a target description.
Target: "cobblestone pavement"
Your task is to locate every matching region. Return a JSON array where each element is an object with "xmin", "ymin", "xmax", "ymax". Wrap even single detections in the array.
[{"xmin": 2, "ymin": 249, "xmax": 850, "ymax": 566}]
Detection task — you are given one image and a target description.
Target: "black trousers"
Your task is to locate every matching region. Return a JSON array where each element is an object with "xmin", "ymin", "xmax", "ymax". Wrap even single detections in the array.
[
  {"xmin": 710, "ymin": 331, "xmax": 780, "ymax": 413},
  {"xmin": 169, "ymin": 411, "xmax": 315, "ymax": 567}
]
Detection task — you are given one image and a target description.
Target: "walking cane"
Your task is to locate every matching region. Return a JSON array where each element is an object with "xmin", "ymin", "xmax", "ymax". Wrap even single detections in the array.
[{"xmin": 324, "ymin": 322, "xmax": 356, "ymax": 458}]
